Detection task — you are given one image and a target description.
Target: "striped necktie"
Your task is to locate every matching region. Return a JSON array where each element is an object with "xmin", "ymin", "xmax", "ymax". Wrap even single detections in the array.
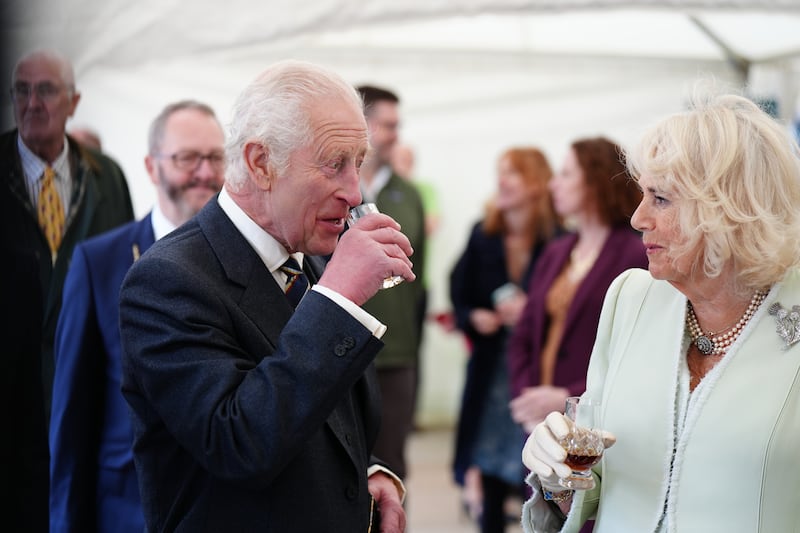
[
  {"xmin": 38, "ymin": 166, "xmax": 65, "ymax": 259},
  {"xmin": 279, "ymin": 257, "xmax": 309, "ymax": 308}
]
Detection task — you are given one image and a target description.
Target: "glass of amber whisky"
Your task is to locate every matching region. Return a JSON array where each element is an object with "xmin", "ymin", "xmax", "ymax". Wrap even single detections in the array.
[{"xmin": 558, "ymin": 396, "xmax": 604, "ymax": 490}]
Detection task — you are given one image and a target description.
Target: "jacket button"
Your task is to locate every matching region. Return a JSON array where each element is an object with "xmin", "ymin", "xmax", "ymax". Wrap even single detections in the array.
[
  {"xmin": 334, "ymin": 336, "xmax": 356, "ymax": 356},
  {"xmin": 345, "ymin": 485, "xmax": 358, "ymax": 500}
]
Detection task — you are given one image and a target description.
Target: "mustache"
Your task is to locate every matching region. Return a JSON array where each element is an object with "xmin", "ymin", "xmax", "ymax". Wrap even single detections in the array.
[
  {"xmin": 157, "ymin": 169, "xmax": 223, "ymax": 204},
  {"xmin": 181, "ymin": 180, "xmax": 223, "ymax": 192},
  {"xmin": 157, "ymin": 167, "xmax": 222, "ymax": 191}
]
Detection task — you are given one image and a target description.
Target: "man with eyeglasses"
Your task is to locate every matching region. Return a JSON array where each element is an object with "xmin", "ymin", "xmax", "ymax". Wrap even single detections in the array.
[
  {"xmin": 49, "ymin": 100, "xmax": 225, "ymax": 533},
  {"xmin": 355, "ymin": 85, "xmax": 427, "ymax": 485},
  {"xmin": 0, "ymin": 48, "xmax": 134, "ymax": 532}
]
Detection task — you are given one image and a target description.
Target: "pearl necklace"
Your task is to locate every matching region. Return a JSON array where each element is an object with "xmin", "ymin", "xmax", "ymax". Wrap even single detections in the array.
[{"xmin": 685, "ymin": 289, "xmax": 767, "ymax": 356}]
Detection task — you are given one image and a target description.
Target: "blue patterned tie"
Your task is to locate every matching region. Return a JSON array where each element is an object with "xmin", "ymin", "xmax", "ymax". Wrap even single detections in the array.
[{"xmin": 279, "ymin": 257, "xmax": 309, "ymax": 308}]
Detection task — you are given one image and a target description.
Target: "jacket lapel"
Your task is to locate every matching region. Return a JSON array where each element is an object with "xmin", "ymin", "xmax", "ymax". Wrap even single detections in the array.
[
  {"xmin": 197, "ymin": 199, "xmax": 293, "ymax": 345},
  {"xmin": 196, "ymin": 199, "xmax": 373, "ymax": 466},
  {"xmin": 131, "ymin": 214, "xmax": 156, "ymax": 260}
]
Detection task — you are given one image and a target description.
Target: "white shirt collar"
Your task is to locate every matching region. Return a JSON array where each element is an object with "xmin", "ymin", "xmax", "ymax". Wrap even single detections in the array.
[
  {"xmin": 150, "ymin": 202, "xmax": 178, "ymax": 241},
  {"xmin": 217, "ymin": 187, "xmax": 386, "ymax": 339},
  {"xmin": 18, "ymin": 133, "xmax": 70, "ymax": 186},
  {"xmin": 217, "ymin": 187, "xmax": 303, "ymax": 273}
]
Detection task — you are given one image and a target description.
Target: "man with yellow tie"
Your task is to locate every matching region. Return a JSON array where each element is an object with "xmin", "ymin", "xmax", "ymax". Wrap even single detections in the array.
[{"xmin": 0, "ymin": 48, "xmax": 134, "ymax": 532}]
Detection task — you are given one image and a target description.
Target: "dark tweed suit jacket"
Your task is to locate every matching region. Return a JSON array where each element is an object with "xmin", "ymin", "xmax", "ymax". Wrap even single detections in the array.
[{"xmin": 119, "ymin": 198, "xmax": 385, "ymax": 532}]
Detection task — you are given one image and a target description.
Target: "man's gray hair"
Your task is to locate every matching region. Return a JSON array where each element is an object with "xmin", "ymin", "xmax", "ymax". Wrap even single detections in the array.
[
  {"xmin": 148, "ymin": 100, "xmax": 219, "ymax": 155},
  {"xmin": 224, "ymin": 60, "xmax": 363, "ymax": 190},
  {"xmin": 13, "ymin": 48, "xmax": 76, "ymax": 93}
]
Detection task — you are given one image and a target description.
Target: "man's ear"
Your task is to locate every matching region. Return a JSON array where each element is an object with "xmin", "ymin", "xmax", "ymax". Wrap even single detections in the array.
[
  {"xmin": 244, "ymin": 141, "xmax": 274, "ymax": 190},
  {"xmin": 67, "ymin": 91, "xmax": 81, "ymax": 117},
  {"xmin": 144, "ymin": 154, "xmax": 158, "ymax": 186}
]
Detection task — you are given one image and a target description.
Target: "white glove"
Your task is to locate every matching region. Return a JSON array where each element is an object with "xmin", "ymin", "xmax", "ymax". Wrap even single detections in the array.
[{"xmin": 521, "ymin": 411, "xmax": 617, "ymax": 492}]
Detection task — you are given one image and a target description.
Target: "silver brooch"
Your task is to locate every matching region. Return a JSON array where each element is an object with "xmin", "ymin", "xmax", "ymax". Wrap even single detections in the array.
[{"xmin": 768, "ymin": 302, "xmax": 800, "ymax": 350}]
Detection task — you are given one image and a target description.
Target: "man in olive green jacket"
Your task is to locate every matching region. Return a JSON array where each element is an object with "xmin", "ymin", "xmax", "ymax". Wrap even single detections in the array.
[
  {"xmin": 0, "ymin": 48, "xmax": 133, "ymax": 532},
  {"xmin": 357, "ymin": 85, "xmax": 427, "ymax": 481}
]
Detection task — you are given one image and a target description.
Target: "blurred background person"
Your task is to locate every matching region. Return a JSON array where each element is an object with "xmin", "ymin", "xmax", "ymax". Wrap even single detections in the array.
[
  {"xmin": 390, "ymin": 141, "xmax": 441, "ymax": 403},
  {"xmin": 449, "ymin": 147, "xmax": 560, "ymax": 532},
  {"xmin": 389, "ymin": 142, "xmax": 414, "ymax": 180},
  {"xmin": 391, "ymin": 142, "xmax": 441, "ymax": 238},
  {"xmin": 508, "ymin": 137, "xmax": 645, "ymax": 432},
  {"xmin": 0, "ymin": 48, "xmax": 133, "ymax": 531},
  {"xmin": 49, "ymin": 100, "xmax": 225, "ymax": 533},
  {"xmin": 356, "ymin": 84, "xmax": 427, "ymax": 484},
  {"xmin": 521, "ymin": 90, "xmax": 800, "ymax": 533}
]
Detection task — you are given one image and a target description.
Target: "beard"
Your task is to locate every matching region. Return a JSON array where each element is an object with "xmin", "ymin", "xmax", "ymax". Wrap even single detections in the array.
[{"xmin": 158, "ymin": 166, "xmax": 222, "ymax": 220}]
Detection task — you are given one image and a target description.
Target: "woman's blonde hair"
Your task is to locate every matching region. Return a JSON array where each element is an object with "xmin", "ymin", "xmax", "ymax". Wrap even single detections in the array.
[{"xmin": 626, "ymin": 86, "xmax": 800, "ymax": 292}]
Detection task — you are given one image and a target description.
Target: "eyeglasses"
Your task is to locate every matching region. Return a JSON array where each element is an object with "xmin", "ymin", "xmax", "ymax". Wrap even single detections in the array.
[
  {"xmin": 156, "ymin": 150, "xmax": 225, "ymax": 171},
  {"xmin": 10, "ymin": 82, "xmax": 68, "ymax": 102}
]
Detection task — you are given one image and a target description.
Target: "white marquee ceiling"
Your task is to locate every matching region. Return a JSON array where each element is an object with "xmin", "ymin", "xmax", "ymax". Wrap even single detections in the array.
[
  {"xmin": 3, "ymin": 0, "xmax": 800, "ymax": 317},
  {"xmin": 6, "ymin": 1, "xmax": 800, "ymax": 69}
]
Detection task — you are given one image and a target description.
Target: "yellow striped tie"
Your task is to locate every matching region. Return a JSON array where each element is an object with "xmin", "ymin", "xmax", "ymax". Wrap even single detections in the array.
[{"xmin": 38, "ymin": 166, "xmax": 65, "ymax": 258}]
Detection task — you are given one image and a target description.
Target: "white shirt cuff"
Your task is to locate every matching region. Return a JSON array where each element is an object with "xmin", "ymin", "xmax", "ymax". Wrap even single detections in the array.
[
  {"xmin": 312, "ymin": 285, "xmax": 387, "ymax": 339},
  {"xmin": 367, "ymin": 464, "xmax": 406, "ymax": 504}
]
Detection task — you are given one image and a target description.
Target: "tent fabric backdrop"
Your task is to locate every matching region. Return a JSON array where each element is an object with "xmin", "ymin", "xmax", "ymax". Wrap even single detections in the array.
[
  {"xmin": 4, "ymin": 0, "xmax": 800, "ymax": 425},
  {"xmin": 7, "ymin": 1, "xmax": 800, "ymax": 70}
]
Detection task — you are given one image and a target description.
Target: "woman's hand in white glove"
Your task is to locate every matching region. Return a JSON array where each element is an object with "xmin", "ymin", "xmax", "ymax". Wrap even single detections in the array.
[
  {"xmin": 522, "ymin": 412, "xmax": 573, "ymax": 491},
  {"xmin": 521, "ymin": 411, "xmax": 617, "ymax": 492}
]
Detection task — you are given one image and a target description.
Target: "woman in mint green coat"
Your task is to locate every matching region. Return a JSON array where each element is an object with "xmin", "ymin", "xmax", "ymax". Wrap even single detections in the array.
[{"xmin": 521, "ymin": 89, "xmax": 800, "ymax": 533}]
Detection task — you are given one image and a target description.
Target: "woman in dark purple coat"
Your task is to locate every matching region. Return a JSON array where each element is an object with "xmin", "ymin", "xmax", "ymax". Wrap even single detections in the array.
[{"xmin": 507, "ymin": 138, "xmax": 647, "ymax": 532}]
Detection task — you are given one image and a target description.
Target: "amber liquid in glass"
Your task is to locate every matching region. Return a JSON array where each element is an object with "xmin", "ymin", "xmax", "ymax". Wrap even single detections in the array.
[{"xmin": 564, "ymin": 450, "xmax": 602, "ymax": 471}]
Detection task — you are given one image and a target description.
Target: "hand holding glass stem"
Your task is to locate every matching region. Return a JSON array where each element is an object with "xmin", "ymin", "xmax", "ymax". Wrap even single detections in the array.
[
  {"xmin": 347, "ymin": 203, "xmax": 405, "ymax": 289},
  {"xmin": 557, "ymin": 396, "xmax": 604, "ymax": 490},
  {"xmin": 521, "ymin": 396, "xmax": 616, "ymax": 496}
]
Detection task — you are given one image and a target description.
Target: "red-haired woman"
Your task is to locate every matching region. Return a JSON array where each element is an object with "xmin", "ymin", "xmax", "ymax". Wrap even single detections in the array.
[{"xmin": 451, "ymin": 147, "xmax": 560, "ymax": 532}]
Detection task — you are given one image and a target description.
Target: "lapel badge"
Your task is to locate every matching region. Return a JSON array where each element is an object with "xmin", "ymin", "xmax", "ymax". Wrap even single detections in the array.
[{"xmin": 768, "ymin": 302, "xmax": 800, "ymax": 350}]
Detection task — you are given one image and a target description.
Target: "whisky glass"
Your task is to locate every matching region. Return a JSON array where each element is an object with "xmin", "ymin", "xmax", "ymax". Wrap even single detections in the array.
[
  {"xmin": 558, "ymin": 396, "xmax": 604, "ymax": 490},
  {"xmin": 346, "ymin": 203, "xmax": 404, "ymax": 289}
]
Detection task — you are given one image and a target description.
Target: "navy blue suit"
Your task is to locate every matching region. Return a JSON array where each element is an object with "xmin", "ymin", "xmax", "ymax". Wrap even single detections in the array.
[
  {"xmin": 119, "ymin": 199, "xmax": 385, "ymax": 532},
  {"xmin": 49, "ymin": 215, "xmax": 155, "ymax": 532}
]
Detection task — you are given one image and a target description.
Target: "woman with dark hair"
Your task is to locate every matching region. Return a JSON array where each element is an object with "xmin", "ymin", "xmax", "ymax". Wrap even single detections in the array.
[
  {"xmin": 450, "ymin": 147, "xmax": 560, "ymax": 532},
  {"xmin": 508, "ymin": 136, "xmax": 646, "ymax": 437}
]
